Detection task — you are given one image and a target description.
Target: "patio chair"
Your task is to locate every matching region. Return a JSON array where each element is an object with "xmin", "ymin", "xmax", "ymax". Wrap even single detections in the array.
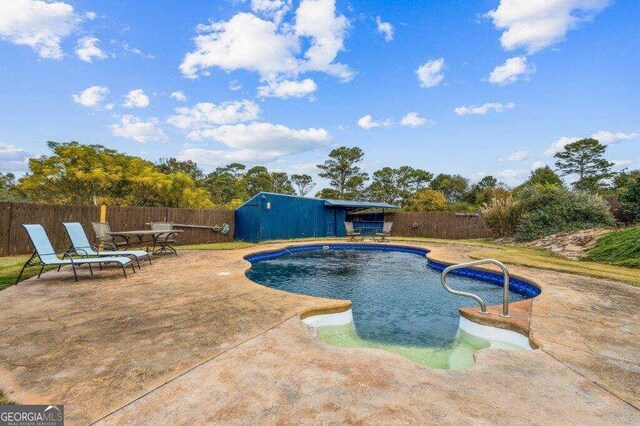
[
  {"xmin": 344, "ymin": 221, "xmax": 363, "ymax": 241},
  {"xmin": 150, "ymin": 222, "xmax": 178, "ymax": 255},
  {"xmin": 16, "ymin": 224, "xmax": 134, "ymax": 283},
  {"xmin": 374, "ymin": 222, "xmax": 393, "ymax": 242},
  {"xmin": 92, "ymin": 222, "xmax": 128, "ymax": 250},
  {"xmin": 63, "ymin": 222, "xmax": 152, "ymax": 268}
]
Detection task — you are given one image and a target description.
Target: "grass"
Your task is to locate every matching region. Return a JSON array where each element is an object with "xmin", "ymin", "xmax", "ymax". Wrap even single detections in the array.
[
  {"xmin": 0, "ymin": 389, "xmax": 15, "ymax": 404},
  {"xmin": 0, "ymin": 255, "xmax": 56, "ymax": 292},
  {"xmin": 586, "ymin": 226, "xmax": 640, "ymax": 268}
]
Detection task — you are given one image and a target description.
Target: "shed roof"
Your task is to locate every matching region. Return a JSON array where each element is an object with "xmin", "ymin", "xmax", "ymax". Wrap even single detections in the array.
[
  {"xmin": 236, "ymin": 192, "xmax": 398, "ymax": 210},
  {"xmin": 323, "ymin": 199, "xmax": 397, "ymax": 209}
]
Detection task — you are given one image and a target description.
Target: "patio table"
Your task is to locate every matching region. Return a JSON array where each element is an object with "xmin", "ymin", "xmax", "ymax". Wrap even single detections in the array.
[{"xmin": 106, "ymin": 229, "xmax": 183, "ymax": 254}]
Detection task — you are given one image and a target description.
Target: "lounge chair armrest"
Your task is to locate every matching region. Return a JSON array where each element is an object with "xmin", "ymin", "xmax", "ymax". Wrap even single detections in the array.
[{"xmin": 61, "ymin": 252, "xmax": 76, "ymax": 265}]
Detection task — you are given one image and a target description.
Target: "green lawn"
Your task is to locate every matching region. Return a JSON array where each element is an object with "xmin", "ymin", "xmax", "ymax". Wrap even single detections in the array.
[{"xmin": 586, "ymin": 226, "xmax": 640, "ymax": 268}]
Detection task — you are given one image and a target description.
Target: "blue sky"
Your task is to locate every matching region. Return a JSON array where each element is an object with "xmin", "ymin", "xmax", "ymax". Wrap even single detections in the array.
[{"xmin": 0, "ymin": 0, "xmax": 638, "ymax": 188}]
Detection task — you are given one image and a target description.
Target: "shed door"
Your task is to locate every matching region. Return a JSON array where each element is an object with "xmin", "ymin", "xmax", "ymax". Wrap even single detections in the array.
[{"xmin": 325, "ymin": 208, "xmax": 337, "ymax": 237}]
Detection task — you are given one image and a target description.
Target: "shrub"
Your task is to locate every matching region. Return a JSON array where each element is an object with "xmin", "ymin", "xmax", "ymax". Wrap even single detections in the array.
[
  {"xmin": 404, "ymin": 189, "xmax": 447, "ymax": 212},
  {"xmin": 619, "ymin": 178, "xmax": 640, "ymax": 223},
  {"xmin": 481, "ymin": 196, "xmax": 522, "ymax": 238},
  {"xmin": 515, "ymin": 185, "xmax": 615, "ymax": 241},
  {"xmin": 586, "ymin": 226, "xmax": 640, "ymax": 268}
]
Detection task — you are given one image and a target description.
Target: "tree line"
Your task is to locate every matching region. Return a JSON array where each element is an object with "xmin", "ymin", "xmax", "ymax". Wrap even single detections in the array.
[{"xmin": 0, "ymin": 139, "xmax": 638, "ymax": 222}]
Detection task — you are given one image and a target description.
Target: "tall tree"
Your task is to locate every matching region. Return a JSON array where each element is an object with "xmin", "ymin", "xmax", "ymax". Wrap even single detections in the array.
[
  {"xmin": 524, "ymin": 166, "xmax": 564, "ymax": 187},
  {"xmin": 367, "ymin": 166, "xmax": 433, "ymax": 206},
  {"xmin": 0, "ymin": 172, "xmax": 24, "ymax": 201},
  {"xmin": 157, "ymin": 158, "xmax": 204, "ymax": 183},
  {"xmin": 554, "ymin": 138, "xmax": 614, "ymax": 191},
  {"xmin": 18, "ymin": 141, "xmax": 212, "ymax": 207},
  {"xmin": 317, "ymin": 146, "xmax": 368, "ymax": 199},
  {"xmin": 270, "ymin": 172, "xmax": 295, "ymax": 195},
  {"xmin": 464, "ymin": 175, "xmax": 500, "ymax": 205},
  {"xmin": 244, "ymin": 166, "xmax": 273, "ymax": 195},
  {"xmin": 291, "ymin": 174, "xmax": 315, "ymax": 196},
  {"xmin": 203, "ymin": 164, "xmax": 248, "ymax": 205},
  {"xmin": 429, "ymin": 174, "xmax": 469, "ymax": 203},
  {"xmin": 404, "ymin": 189, "xmax": 448, "ymax": 212}
]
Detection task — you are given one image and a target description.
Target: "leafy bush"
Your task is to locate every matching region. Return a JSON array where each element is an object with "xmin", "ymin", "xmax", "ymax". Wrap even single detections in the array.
[
  {"xmin": 481, "ymin": 196, "xmax": 522, "ymax": 238},
  {"xmin": 619, "ymin": 178, "xmax": 640, "ymax": 223},
  {"xmin": 404, "ymin": 189, "xmax": 447, "ymax": 211},
  {"xmin": 515, "ymin": 186, "xmax": 614, "ymax": 241},
  {"xmin": 586, "ymin": 226, "xmax": 640, "ymax": 268}
]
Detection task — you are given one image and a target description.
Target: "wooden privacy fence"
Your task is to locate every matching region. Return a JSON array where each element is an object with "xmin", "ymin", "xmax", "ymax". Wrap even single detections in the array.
[
  {"xmin": 385, "ymin": 211, "xmax": 490, "ymax": 239},
  {"xmin": 0, "ymin": 202, "xmax": 234, "ymax": 256}
]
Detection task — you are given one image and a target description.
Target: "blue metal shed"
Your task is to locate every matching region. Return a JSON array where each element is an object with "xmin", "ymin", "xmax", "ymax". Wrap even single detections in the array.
[{"xmin": 234, "ymin": 192, "xmax": 397, "ymax": 242}]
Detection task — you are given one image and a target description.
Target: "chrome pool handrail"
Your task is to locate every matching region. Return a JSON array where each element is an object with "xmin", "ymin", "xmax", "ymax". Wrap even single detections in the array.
[{"xmin": 440, "ymin": 259, "xmax": 511, "ymax": 318}]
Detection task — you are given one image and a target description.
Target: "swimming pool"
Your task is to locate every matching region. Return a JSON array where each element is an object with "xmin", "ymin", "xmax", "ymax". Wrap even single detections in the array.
[{"xmin": 246, "ymin": 244, "xmax": 540, "ymax": 369}]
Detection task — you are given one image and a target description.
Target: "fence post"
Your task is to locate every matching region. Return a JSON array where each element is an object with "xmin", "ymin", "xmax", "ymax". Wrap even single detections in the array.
[
  {"xmin": 100, "ymin": 204, "xmax": 107, "ymax": 223},
  {"xmin": 3, "ymin": 203, "xmax": 13, "ymax": 256}
]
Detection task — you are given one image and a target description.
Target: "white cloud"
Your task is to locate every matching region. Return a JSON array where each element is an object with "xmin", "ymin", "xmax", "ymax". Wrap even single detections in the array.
[
  {"xmin": 612, "ymin": 160, "xmax": 632, "ymax": 170},
  {"xmin": 0, "ymin": 0, "xmax": 81, "ymax": 59},
  {"xmin": 376, "ymin": 16, "xmax": 393, "ymax": 42},
  {"xmin": 400, "ymin": 112, "xmax": 431, "ymax": 128},
  {"xmin": 531, "ymin": 160, "xmax": 546, "ymax": 170},
  {"xmin": 194, "ymin": 122, "xmax": 331, "ymax": 154},
  {"xmin": 75, "ymin": 36, "xmax": 107, "ymax": 62},
  {"xmin": 123, "ymin": 89, "xmax": 150, "ymax": 108},
  {"xmin": 167, "ymin": 100, "xmax": 260, "ymax": 136},
  {"xmin": 72, "ymin": 85, "xmax": 109, "ymax": 108},
  {"xmin": 0, "ymin": 141, "xmax": 30, "ymax": 171},
  {"xmin": 229, "ymin": 80, "xmax": 242, "ymax": 91},
  {"xmin": 111, "ymin": 115, "xmax": 168, "ymax": 143},
  {"xmin": 257, "ymin": 78, "xmax": 317, "ymax": 98},
  {"xmin": 499, "ymin": 150, "xmax": 529, "ymax": 162},
  {"xmin": 85, "ymin": 11, "xmax": 96, "ymax": 20},
  {"xmin": 590, "ymin": 130, "xmax": 640, "ymax": 145},
  {"xmin": 178, "ymin": 148, "xmax": 270, "ymax": 168},
  {"xmin": 497, "ymin": 168, "xmax": 527, "ymax": 180},
  {"xmin": 121, "ymin": 42, "xmax": 155, "ymax": 59},
  {"xmin": 544, "ymin": 131, "xmax": 640, "ymax": 156},
  {"xmin": 180, "ymin": 0, "xmax": 353, "ymax": 84},
  {"xmin": 489, "ymin": 56, "xmax": 535, "ymax": 85},
  {"xmin": 170, "ymin": 91, "xmax": 187, "ymax": 102},
  {"xmin": 250, "ymin": 0, "xmax": 292, "ymax": 24},
  {"xmin": 486, "ymin": 0, "xmax": 611, "ymax": 54},
  {"xmin": 416, "ymin": 58, "xmax": 445, "ymax": 88},
  {"xmin": 454, "ymin": 102, "xmax": 515, "ymax": 115},
  {"xmin": 357, "ymin": 115, "xmax": 392, "ymax": 130}
]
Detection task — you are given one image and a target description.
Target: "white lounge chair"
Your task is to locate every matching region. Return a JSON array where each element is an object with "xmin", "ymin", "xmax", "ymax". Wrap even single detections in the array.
[
  {"xmin": 344, "ymin": 221, "xmax": 363, "ymax": 241},
  {"xmin": 16, "ymin": 224, "xmax": 134, "ymax": 283},
  {"xmin": 374, "ymin": 222, "xmax": 393, "ymax": 242},
  {"xmin": 63, "ymin": 222, "xmax": 152, "ymax": 268}
]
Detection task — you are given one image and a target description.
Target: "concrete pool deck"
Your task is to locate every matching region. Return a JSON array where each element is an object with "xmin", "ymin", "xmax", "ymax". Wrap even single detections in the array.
[{"xmin": 0, "ymin": 240, "xmax": 638, "ymax": 424}]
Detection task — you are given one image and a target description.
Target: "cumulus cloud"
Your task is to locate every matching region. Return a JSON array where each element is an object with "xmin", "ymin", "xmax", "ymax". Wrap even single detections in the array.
[
  {"xmin": 489, "ymin": 56, "xmax": 535, "ymax": 85},
  {"xmin": 85, "ymin": 11, "xmax": 96, "ymax": 20},
  {"xmin": 376, "ymin": 16, "xmax": 393, "ymax": 42},
  {"xmin": 72, "ymin": 85, "xmax": 110, "ymax": 109},
  {"xmin": 454, "ymin": 102, "xmax": 515, "ymax": 115},
  {"xmin": 75, "ymin": 36, "xmax": 107, "ymax": 62},
  {"xmin": 357, "ymin": 115, "xmax": 392, "ymax": 130},
  {"xmin": 497, "ymin": 168, "xmax": 528, "ymax": 180},
  {"xmin": 400, "ymin": 112, "xmax": 431, "ymax": 128},
  {"xmin": 170, "ymin": 91, "xmax": 187, "ymax": 102},
  {"xmin": 0, "ymin": 0, "xmax": 81, "ymax": 59},
  {"xmin": 544, "ymin": 131, "xmax": 640, "ymax": 156},
  {"xmin": 196, "ymin": 122, "xmax": 330, "ymax": 153},
  {"xmin": 257, "ymin": 78, "xmax": 317, "ymax": 98},
  {"xmin": 249, "ymin": 0, "xmax": 292, "ymax": 24},
  {"xmin": 486, "ymin": 0, "xmax": 611, "ymax": 54},
  {"xmin": 123, "ymin": 89, "xmax": 150, "ymax": 108},
  {"xmin": 111, "ymin": 115, "xmax": 168, "ymax": 143},
  {"xmin": 167, "ymin": 100, "xmax": 261, "ymax": 136},
  {"xmin": 416, "ymin": 58, "xmax": 445, "ymax": 88},
  {"xmin": 530, "ymin": 160, "xmax": 546, "ymax": 170},
  {"xmin": 499, "ymin": 150, "xmax": 529, "ymax": 162},
  {"xmin": 179, "ymin": 0, "xmax": 353, "ymax": 85},
  {"xmin": 0, "ymin": 141, "xmax": 30, "ymax": 171}
]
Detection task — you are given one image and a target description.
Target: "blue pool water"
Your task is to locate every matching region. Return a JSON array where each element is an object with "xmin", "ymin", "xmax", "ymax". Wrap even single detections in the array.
[{"xmin": 246, "ymin": 245, "xmax": 538, "ymax": 369}]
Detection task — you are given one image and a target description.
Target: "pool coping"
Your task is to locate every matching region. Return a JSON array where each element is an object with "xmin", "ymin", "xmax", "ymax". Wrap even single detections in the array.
[{"xmin": 242, "ymin": 241, "xmax": 542, "ymax": 349}]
